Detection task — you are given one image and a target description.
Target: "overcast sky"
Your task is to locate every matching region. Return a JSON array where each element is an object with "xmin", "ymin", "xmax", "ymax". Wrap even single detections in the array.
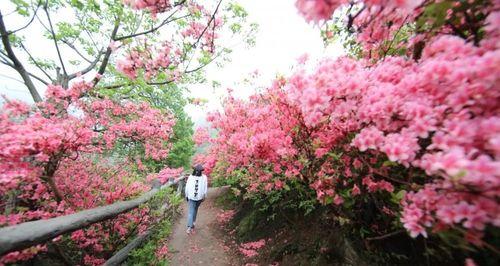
[
  {"xmin": 0, "ymin": 0, "xmax": 344, "ymax": 127},
  {"xmin": 186, "ymin": 0, "xmax": 345, "ymax": 127}
]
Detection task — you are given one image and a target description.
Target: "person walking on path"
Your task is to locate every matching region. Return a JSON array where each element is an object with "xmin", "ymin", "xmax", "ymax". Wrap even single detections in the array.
[{"xmin": 185, "ymin": 164, "xmax": 208, "ymax": 234}]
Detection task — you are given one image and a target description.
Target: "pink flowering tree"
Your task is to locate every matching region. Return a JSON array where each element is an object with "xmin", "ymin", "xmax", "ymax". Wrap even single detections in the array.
[
  {"xmin": 202, "ymin": 1, "xmax": 499, "ymax": 264},
  {"xmin": 0, "ymin": 0, "xmax": 254, "ymax": 264},
  {"xmin": 0, "ymin": 80, "xmax": 176, "ymax": 264}
]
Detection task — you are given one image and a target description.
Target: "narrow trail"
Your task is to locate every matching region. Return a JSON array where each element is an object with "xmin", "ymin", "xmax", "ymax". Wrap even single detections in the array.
[{"xmin": 168, "ymin": 187, "xmax": 234, "ymax": 266}]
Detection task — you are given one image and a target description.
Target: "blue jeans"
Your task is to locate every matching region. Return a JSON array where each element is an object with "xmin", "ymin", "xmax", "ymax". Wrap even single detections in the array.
[{"xmin": 187, "ymin": 199, "xmax": 202, "ymax": 229}]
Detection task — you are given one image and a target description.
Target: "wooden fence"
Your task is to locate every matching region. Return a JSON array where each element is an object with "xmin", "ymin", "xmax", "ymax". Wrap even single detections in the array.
[{"xmin": 0, "ymin": 175, "xmax": 187, "ymax": 264}]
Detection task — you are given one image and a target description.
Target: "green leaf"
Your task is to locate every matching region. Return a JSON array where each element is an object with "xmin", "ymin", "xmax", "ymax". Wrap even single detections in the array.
[
  {"xmin": 11, "ymin": 0, "xmax": 30, "ymax": 17},
  {"xmin": 382, "ymin": 160, "xmax": 398, "ymax": 167},
  {"xmin": 70, "ymin": 0, "xmax": 84, "ymax": 10},
  {"xmin": 230, "ymin": 23, "xmax": 241, "ymax": 33},
  {"xmin": 390, "ymin": 190, "xmax": 406, "ymax": 204},
  {"xmin": 416, "ymin": 0, "xmax": 453, "ymax": 31}
]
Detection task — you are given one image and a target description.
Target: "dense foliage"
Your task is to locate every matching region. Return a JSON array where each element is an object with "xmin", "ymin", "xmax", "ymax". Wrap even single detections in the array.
[{"xmin": 199, "ymin": 0, "xmax": 499, "ymax": 264}]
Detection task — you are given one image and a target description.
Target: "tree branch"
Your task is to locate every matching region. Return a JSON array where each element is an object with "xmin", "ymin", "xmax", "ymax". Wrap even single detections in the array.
[
  {"xmin": 61, "ymin": 39, "xmax": 93, "ymax": 63},
  {"xmin": 0, "ymin": 11, "xmax": 42, "ymax": 102},
  {"xmin": 1, "ymin": 47, "xmax": 49, "ymax": 85},
  {"xmin": 0, "ymin": 2, "xmax": 41, "ymax": 37},
  {"xmin": 192, "ymin": 0, "xmax": 222, "ymax": 49},
  {"xmin": 98, "ymin": 78, "xmax": 175, "ymax": 90},
  {"xmin": 0, "ymin": 73, "xmax": 23, "ymax": 84},
  {"xmin": 92, "ymin": 18, "xmax": 121, "ymax": 87},
  {"xmin": 347, "ymin": 4, "xmax": 365, "ymax": 33},
  {"xmin": 146, "ymin": 79, "xmax": 175, "ymax": 86},
  {"xmin": 0, "ymin": 51, "xmax": 13, "ymax": 66},
  {"xmin": 27, "ymin": 71, "xmax": 49, "ymax": 85},
  {"xmin": 184, "ymin": 0, "xmax": 223, "ymax": 71},
  {"xmin": 184, "ymin": 50, "xmax": 223, "ymax": 73},
  {"xmin": 43, "ymin": 1, "xmax": 67, "ymax": 76},
  {"xmin": 114, "ymin": 10, "xmax": 190, "ymax": 41},
  {"xmin": 365, "ymin": 230, "xmax": 404, "ymax": 241},
  {"xmin": 68, "ymin": 49, "xmax": 104, "ymax": 80},
  {"xmin": 20, "ymin": 43, "xmax": 54, "ymax": 82}
]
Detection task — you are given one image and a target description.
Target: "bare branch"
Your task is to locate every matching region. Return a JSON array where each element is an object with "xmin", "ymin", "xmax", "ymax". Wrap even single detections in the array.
[
  {"xmin": 98, "ymin": 78, "xmax": 174, "ymax": 90},
  {"xmin": 92, "ymin": 18, "xmax": 121, "ymax": 87},
  {"xmin": 346, "ymin": 4, "xmax": 365, "ymax": 33},
  {"xmin": 185, "ymin": 50, "xmax": 222, "ymax": 73},
  {"xmin": 146, "ymin": 79, "xmax": 175, "ymax": 86},
  {"xmin": 0, "ymin": 3, "xmax": 41, "ymax": 37},
  {"xmin": 68, "ymin": 49, "xmax": 104, "ymax": 80},
  {"xmin": 365, "ymin": 230, "xmax": 405, "ymax": 241},
  {"xmin": 82, "ymin": 27, "xmax": 99, "ymax": 50},
  {"xmin": 43, "ymin": 1, "xmax": 67, "ymax": 76},
  {"xmin": 114, "ymin": 11, "xmax": 190, "ymax": 41},
  {"xmin": 0, "ymin": 10, "xmax": 42, "ymax": 102},
  {"xmin": 99, "ymin": 82, "xmax": 130, "ymax": 90},
  {"xmin": 20, "ymin": 43, "xmax": 54, "ymax": 82},
  {"xmin": 61, "ymin": 39, "xmax": 93, "ymax": 63},
  {"xmin": 0, "ymin": 51, "xmax": 13, "ymax": 66},
  {"xmin": 27, "ymin": 71, "xmax": 49, "ymax": 85}
]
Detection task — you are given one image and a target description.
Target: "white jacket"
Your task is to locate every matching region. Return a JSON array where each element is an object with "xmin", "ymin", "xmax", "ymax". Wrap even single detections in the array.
[{"xmin": 185, "ymin": 174, "xmax": 208, "ymax": 201}]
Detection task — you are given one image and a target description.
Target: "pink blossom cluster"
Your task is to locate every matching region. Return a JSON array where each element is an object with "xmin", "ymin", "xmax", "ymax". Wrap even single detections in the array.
[
  {"xmin": 295, "ymin": 0, "xmax": 345, "ymax": 23},
  {"xmin": 239, "ymin": 239, "xmax": 266, "ymax": 258},
  {"xmin": 193, "ymin": 127, "xmax": 210, "ymax": 146},
  {"xmin": 216, "ymin": 209, "xmax": 236, "ymax": 224},
  {"xmin": 116, "ymin": 1, "xmax": 224, "ymax": 81},
  {"xmin": 362, "ymin": 176, "xmax": 394, "ymax": 193},
  {"xmin": 123, "ymin": 0, "xmax": 172, "ymax": 17},
  {"xmin": 203, "ymin": 89, "xmax": 304, "ymax": 192},
  {"xmin": 181, "ymin": 19, "xmax": 221, "ymax": 54},
  {"xmin": 154, "ymin": 167, "xmax": 184, "ymax": 183},
  {"xmin": 289, "ymin": 34, "xmax": 500, "ymax": 240},
  {"xmin": 0, "ymin": 245, "xmax": 46, "ymax": 264},
  {"xmin": 296, "ymin": 1, "xmax": 499, "ymax": 60},
  {"xmin": 296, "ymin": 0, "xmax": 420, "ymax": 23},
  {"xmin": 116, "ymin": 41, "xmax": 180, "ymax": 80},
  {"xmin": 155, "ymin": 243, "xmax": 170, "ymax": 259}
]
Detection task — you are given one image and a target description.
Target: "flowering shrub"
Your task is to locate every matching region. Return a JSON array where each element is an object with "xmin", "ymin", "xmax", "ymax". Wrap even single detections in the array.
[
  {"xmin": 300, "ymin": 0, "xmax": 497, "ymax": 60},
  {"xmin": 199, "ymin": 1, "xmax": 499, "ymax": 264},
  {"xmin": 0, "ymin": 80, "xmax": 175, "ymax": 264}
]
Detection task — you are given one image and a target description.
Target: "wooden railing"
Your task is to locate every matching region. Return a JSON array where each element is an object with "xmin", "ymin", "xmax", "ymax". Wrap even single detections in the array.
[{"xmin": 0, "ymin": 175, "xmax": 187, "ymax": 263}]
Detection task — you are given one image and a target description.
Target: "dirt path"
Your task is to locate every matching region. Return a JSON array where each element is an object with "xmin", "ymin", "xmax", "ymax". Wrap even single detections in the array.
[{"xmin": 168, "ymin": 187, "xmax": 234, "ymax": 266}]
